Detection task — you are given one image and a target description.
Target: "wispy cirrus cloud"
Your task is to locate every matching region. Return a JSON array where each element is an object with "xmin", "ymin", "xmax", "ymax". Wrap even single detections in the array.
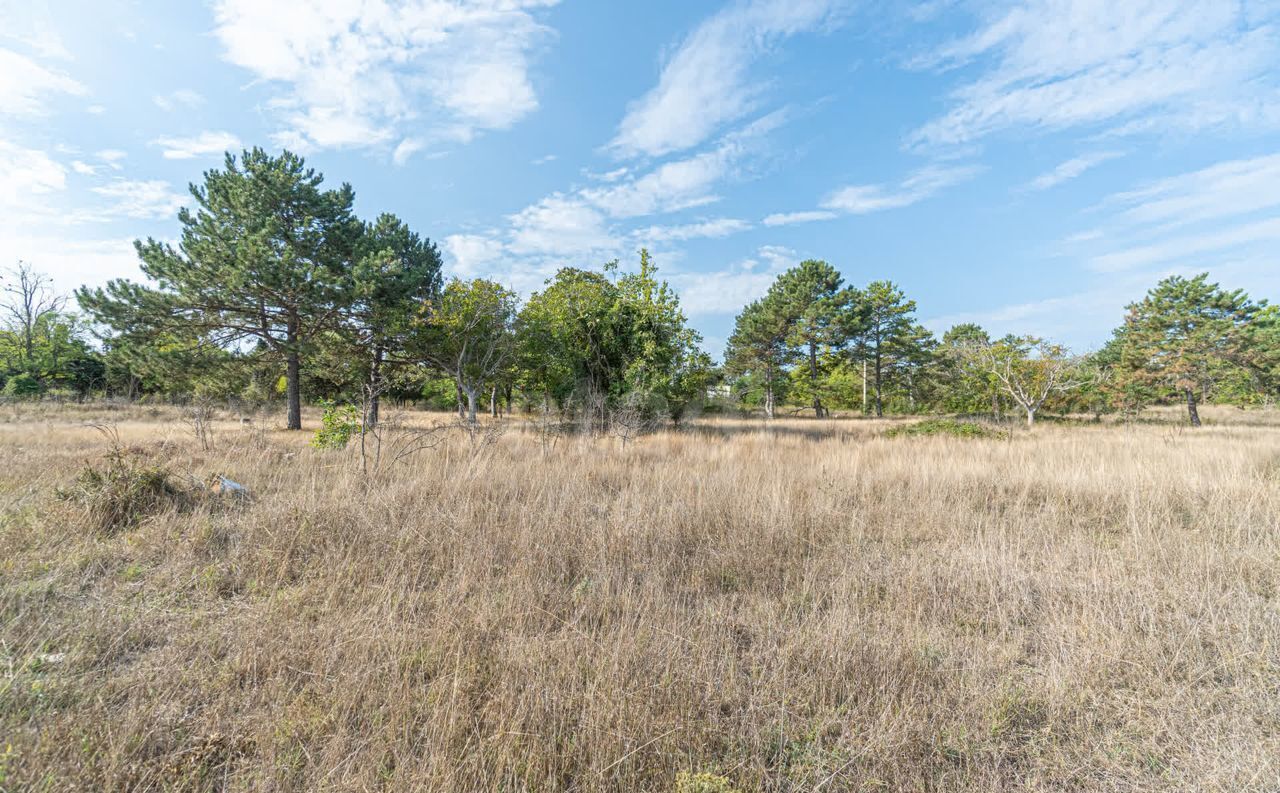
[
  {"xmin": 1057, "ymin": 152, "xmax": 1280, "ymax": 275},
  {"xmin": 610, "ymin": 0, "xmax": 845, "ymax": 159},
  {"xmin": 764, "ymin": 163, "xmax": 981, "ymax": 225},
  {"xmin": 211, "ymin": 0, "xmax": 558, "ymax": 159},
  {"xmin": 909, "ymin": 1, "xmax": 1280, "ymax": 149},
  {"xmin": 1027, "ymin": 151, "xmax": 1124, "ymax": 191},
  {"xmin": 152, "ymin": 131, "xmax": 242, "ymax": 160},
  {"xmin": 0, "ymin": 48, "xmax": 86, "ymax": 118}
]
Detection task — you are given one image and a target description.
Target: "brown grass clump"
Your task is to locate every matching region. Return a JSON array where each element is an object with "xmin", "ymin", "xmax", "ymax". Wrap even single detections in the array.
[{"xmin": 1, "ymin": 405, "xmax": 1279, "ymax": 791}]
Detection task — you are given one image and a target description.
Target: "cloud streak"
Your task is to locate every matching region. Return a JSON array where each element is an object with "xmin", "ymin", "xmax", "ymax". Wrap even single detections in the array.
[
  {"xmin": 610, "ymin": 0, "xmax": 844, "ymax": 158},
  {"xmin": 910, "ymin": 1, "xmax": 1280, "ymax": 148}
]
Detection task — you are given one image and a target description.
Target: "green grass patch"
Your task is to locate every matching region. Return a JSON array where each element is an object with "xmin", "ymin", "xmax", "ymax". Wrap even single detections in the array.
[{"xmin": 886, "ymin": 418, "xmax": 1006, "ymax": 439}]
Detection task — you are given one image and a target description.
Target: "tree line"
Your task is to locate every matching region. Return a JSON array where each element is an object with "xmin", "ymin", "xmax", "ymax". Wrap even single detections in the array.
[{"xmin": 2, "ymin": 148, "xmax": 1277, "ymax": 428}]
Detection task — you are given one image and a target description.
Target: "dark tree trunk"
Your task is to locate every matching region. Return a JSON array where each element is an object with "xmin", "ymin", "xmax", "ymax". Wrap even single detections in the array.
[
  {"xmin": 455, "ymin": 383, "xmax": 466, "ymax": 419},
  {"xmin": 1185, "ymin": 387, "xmax": 1202, "ymax": 427},
  {"xmin": 286, "ymin": 350, "xmax": 302, "ymax": 430}
]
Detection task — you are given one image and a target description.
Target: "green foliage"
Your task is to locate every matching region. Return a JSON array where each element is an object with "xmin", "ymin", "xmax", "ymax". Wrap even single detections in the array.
[
  {"xmin": 311, "ymin": 400, "xmax": 361, "ymax": 450},
  {"xmin": 675, "ymin": 771, "xmax": 742, "ymax": 793},
  {"xmin": 77, "ymin": 148, "xmax": 363, "ymax": 429},
  {"xmin": 769, "ymin": 259, "xmax": 853, "ymax": 416},
  {"xmin": 886, "ymin": 418, "xmax": 1004, "ymax": 439},
  {"xmin": 3, "ymin": 372, "xmax": 43, "ymax": 398},
  {"xmin": 1105, "ymin": 273, "xmax": 1259, "ymax": 425},
  {"xmin": 725, "ymin": 293, "xmax": 793, "ymax": 418}
]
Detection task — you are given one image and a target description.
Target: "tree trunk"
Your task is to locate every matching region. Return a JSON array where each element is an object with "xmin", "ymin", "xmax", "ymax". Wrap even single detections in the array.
[
  {"xmin": 1025, "ymin": 405, "xmax": 1036, "ymax": 427},
  {"xmin": 285, "ymin": 351, "xmax": 302, "ymax": 430},
  {"xmin": 809, "ymin": 341, "xmax": 824, "ymax": 418},
  {"xmin": 489, "ymin": 384, "xmax": 498, "ymax": 418},
  {"xmin": 465, "ymin": 386, "xmax": 478, "ymax": 425},
  {"xmin": 455, "ymin": 383, "xmax": 466, "ymax": 419},
  {"xmin": 367, "ymin": 346, "xmax": 383, "ymax": 429},
  {"xmin": 991, "ymin": 388, "xmax": 1000, "ymax": 421},
  {"xmin": 1185, "ymin": 387, "xmax": 1202, "ymax": 427}
]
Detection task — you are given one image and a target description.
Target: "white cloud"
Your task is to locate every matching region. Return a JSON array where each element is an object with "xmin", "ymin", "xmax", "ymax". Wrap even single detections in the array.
[
  {"xmin": 762, "ymin": 210, "xmax": 838, "ymax": 226},
  {"xmin": 153, "ymin": 131, "xmax": 242, "ymax": 160},
  {"xmin": 1058, "ymin": 153, "xmax": 1280, "ymax": 278},
  {"xmin": 211, "ymin": 0, "xmax": 558, "ymax": 153},
  {"xmin": 0, "ymin": 48, "xmax": 86, "ymax": 117},
  {"xmin": 0, "ymin": 234, "xmax": 142, "ymax": 297},
  {"xmin": 87, "ymin": 180, "xmax": 186, "ymax": 221},
  {"xmin": 610, "ymin": 0, "xmax": 844, "ymax": 158},
  {"xmin": 1028, "ymin": 151, "xmax": 1124, "ymax": 190},
  {"xmin": 153, "ymin": 89, "xmax": 205, "ymax": 112},
  {"xmin": 0, "ymin": 142, "xmax": 66, "ymax": 225},
  {"xmin": 392, "ymin": 138, "xmax": 426, "ymax": 166},
  {"xmin": 821, "ymin": 164, "xmax": 981, "ymax": 214},
  {"xmin": 669, "ymin": 245, "xmax": 799, "ymax": 316},
  {"xmin": 632, "ymin": 218, "xmax": 752, "ymax": 243},
  {"xmin": 443, "ymin": 232, "xmax": 505, "ymax": 277},
  {"xmin": 1105, "ymin": 152, "xmax": 1280, "ymax": 229},
  {"xmin": 587, "ymin": 112, "xmax": 783, "ymax": 218},
  {"xmin": 910, "ymin": 1, "xmax": 1280, "ymax": 148},
  {"xmin": 507, "ymin": 194, "xmax": 619, "ymax": 257}
]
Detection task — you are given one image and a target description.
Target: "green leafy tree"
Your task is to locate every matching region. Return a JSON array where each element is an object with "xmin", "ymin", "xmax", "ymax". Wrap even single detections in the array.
[
  {"xmin": 1, "ymin": 262, "xmax": 66, "ymax": 372},
  {"xmin": 409, "ymin": 278, "xmax": 517, "ymax": 424},
  {"xmin": 517, "ymin": 267, "xmax": 631, "ymax": 426},
  {"xmin": 347, "ymin": 213, "xmax": 443, "ymax": 426},
  {"xmin": 850, "ymin": 281, "xmax": 921, "ymax": 417},
  {"xmin": 966, "ymin": 335, "xmax": 1088, "ymax": 426},
  {"xmin": 77, "ymin": 148, "xmax": 362, "ymax": 429},
  {"xmin": 769, "ymin": 259, "xmax": 853, "ymax": 417},
  {"xmin": 1108, "ymin": 274, "xmax": 1258, "ymax": 426},
  {"xmin": 941, "ymin": 323, "xmax": 1002, "ymax": 417},
  {"xmin": 724, "ymin": 294, "xmax": 793, "ymax": 419},
  {"xmin": 615, "ymin": 250, "xmax": 712, "ymax": 422}
]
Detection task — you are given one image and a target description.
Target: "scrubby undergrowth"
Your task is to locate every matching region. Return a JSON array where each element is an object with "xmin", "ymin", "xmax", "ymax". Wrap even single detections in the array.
[{"xmin": 2, "ymin": 406, "xmax": 1279, "ymax": 791}]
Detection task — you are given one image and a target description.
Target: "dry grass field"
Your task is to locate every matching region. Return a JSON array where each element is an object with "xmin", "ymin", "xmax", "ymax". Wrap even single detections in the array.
[{"xmin": 2, "ymin": 403, "xmax": 1279, "ymax": 791}]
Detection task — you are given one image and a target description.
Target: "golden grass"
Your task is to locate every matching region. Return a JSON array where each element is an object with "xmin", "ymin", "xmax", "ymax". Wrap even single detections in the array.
[{"xmin": 2, "ymin": 404, "xmax": 1279, "ymax": 791}]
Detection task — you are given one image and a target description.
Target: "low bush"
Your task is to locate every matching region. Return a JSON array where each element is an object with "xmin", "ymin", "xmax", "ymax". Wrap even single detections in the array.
[
  {"xmin": 311, "ymin": 400, "xmax": 361, "ymax": 450},
  {"xmin": 886, "ymin": 418, "xmax": 1006, "ymax": 439}
]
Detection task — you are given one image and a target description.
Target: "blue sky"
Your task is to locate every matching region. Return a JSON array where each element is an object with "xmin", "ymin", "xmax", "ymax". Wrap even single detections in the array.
[{"xmin": 4, "ymin": 0, "xmax": 1280, "ymax": 358}]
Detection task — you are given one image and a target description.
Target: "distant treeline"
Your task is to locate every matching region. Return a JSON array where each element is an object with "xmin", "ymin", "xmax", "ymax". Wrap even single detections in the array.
[{"xmin": 2, "ymin": 148, "xmax": 1276, "ymax": 427}]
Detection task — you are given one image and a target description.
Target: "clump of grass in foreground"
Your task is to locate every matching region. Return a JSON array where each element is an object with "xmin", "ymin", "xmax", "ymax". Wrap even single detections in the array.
[
  {"xmin": 57, "ymin": 448, "xmax": 190, "ymax": 534},
  {"xmin": 886, "ymin": 417, "xmax": 1006, "ymax": 439}
]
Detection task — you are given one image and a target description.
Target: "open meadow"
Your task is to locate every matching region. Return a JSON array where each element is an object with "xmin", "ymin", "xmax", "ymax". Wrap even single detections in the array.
[{"xmin": 2, "ymin": 403, "xmax": 1278, "ymax": 791}]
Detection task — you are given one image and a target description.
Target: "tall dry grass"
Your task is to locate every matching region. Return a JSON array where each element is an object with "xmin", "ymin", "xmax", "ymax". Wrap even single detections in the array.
[{"xmin": 1, "ymin": 404, "xmax": 1278, "ymax": 791}]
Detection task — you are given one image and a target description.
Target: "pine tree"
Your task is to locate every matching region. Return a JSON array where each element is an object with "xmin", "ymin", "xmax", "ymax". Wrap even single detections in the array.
[
  {"xmin": 77, "ymin": 149, "xmax": 361, "ymax": 429},
  {"xmin": 1109, "ymin": 274, "xmax": 1257, "ymax": 427}
]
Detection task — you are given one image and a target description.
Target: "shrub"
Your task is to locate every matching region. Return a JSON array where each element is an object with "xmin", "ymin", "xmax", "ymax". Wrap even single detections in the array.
[
  {"xmin": 60, "ymin": 450, "xmax": 188, "ymax": 534},
  {"xmin": 3, "ymin": 372, "xmax": 43, "ymax": 398},
  {"xmin": 311, "ymin": 400, "xmax": 361, "ymax": 450},
  {"xmin": 886, "ymin": 418, "xmax": 1005, "ymax": 439}
]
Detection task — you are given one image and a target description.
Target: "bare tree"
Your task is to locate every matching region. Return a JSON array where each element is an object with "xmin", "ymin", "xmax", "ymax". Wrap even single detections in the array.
[
  {"xmin": 1, "ymin": 262, "xmax": 66, "ymax": 368},
  {"xmin": 965, "ymin": 336, "xmax": 1090, "ymax": 427}
]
